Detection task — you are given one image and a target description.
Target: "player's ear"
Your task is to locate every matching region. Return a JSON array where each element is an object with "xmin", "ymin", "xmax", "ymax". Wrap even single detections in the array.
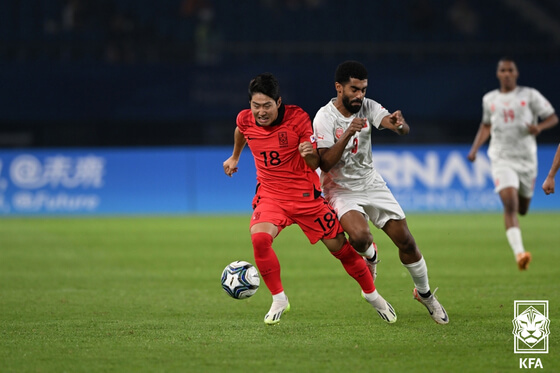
[
  {"xmin": 335, "ymin": 82, "xmax": 342, "ymax": 94},
  {"xmin": 277, "ymin": 97, "xmax": 282, "ymax": 106}
]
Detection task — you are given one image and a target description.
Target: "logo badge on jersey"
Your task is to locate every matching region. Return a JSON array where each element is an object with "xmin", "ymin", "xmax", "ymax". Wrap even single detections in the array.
[
  {"xmin": 335, "ymin": 127, "xmax": 344, "ymax": 139},
  {"xmin": 278, "ymin": 132, "xmax": 288, "ymax": 148},
  {"xmin": 309, "ymin": 134, "xmax": 316, "ymax": 143}
]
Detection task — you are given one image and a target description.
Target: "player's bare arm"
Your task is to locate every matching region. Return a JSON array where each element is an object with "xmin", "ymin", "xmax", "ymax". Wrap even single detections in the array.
[
  {"xmin": 467, "ymin": 123, "xmax": 491, "ymax": 162},
  {"xmin": 380, "ymin": 110, "xmax": 410, "ymax": 135},
  {"xmin": 526, "ymin": 113, "xmax": 559, "ymax": 136},
  {"xmin": 318, "ymin": 118, "xmax": 365, "ymax": 172},
  {"xmin": 223, "ymin": 127, "xmax": 247, "ymax": 176},
  {"xmin": 299, "ymin": 141, "xmax": 320, "ymax": 170},
  {"xmin": 542, "ymin": 144, "xmax": 560, "ymax": 195}
]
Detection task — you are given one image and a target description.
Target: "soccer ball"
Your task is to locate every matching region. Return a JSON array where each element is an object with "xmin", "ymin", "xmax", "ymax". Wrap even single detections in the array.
[{"xmin": 221, "ymin": 260, "xmax": 260, "ymax": 299}]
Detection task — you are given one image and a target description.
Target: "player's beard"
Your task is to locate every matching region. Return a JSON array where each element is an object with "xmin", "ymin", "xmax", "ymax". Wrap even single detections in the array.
[{"xmin": 342, "ymin": 96, "xmax": 362, "ymax": 114}]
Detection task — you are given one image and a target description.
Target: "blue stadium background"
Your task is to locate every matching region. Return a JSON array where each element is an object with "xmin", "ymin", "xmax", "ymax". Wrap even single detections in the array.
[{"xmin": 1, "ymin": 0, "xmax": 559, "ymax": 214}]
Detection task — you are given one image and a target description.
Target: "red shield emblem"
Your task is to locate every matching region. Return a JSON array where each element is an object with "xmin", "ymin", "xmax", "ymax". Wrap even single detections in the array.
[{"xmin": 335, "ymin": 127, "xmax": 344, "ymax": 139}]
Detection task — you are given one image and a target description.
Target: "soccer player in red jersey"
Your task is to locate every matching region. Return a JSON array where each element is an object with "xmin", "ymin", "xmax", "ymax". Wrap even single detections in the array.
[{"xmin": 223, "ymin": 73, "xmax": 396, "ymax": 325}]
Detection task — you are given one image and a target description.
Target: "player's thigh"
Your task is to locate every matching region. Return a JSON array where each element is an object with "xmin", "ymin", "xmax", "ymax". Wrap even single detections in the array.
[
  {"xmin": 498, "ymin": 187, "xmax": 519, "ymax": 212},
  {"xmin": 339, "ymin": 209, "xmax": 371, "ymax": 241},
  {"xmin": 249, "ymin": 199, "xmax": 293, "ymax": 235},
  {"xmin": 250, "ymin": 222, "xmax": 278, "ymax": 237},
  {"xmin": 363, "ymin": 187, "xmax": 405, "ymax": 229},
  {"xmin": 518, "ymin": 169, "xmax": 537, "ymax": 199},
  {"xmin": 492, "ymin": 166, "xmax": 520, "ymax": 194},
  {"xmin": 320, "ymin": 233, "xmax": 347, "ymax": 253},
  {"xmin": 293, "ymin": 199, "xmax": 343, "ymax": 245},
  {"xmin": 326, "ymin": 191, "xmax": 369, "ymax": 221}
]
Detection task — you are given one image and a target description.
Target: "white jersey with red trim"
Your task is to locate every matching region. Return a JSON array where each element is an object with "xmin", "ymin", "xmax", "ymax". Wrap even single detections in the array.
[
  {"xmin": 313, "ymin": 97, "xmax": 389, "ymax": 192},
  {"xmin": 482, "ymin": 86, "xmax": 555, "ymax": 168}
]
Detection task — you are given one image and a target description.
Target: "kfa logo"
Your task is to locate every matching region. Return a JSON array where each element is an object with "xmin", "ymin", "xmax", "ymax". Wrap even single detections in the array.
[
  {"xmin": 519, "ymin": 358, "xmax": 543, "ymax": 369},
  {"xmin": 512, "ymin": 300, "xmax": 550, "ymax": 354}
]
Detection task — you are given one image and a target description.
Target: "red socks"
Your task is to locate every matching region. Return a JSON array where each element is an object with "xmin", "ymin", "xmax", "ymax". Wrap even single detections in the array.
[
  {"xmin": 252, "ymin": 233, "xmax": 374, "ymax": 296},
  {"xmin": 251, "ymin": 232, "xmax": 283, "ymax": 295},
  {"xmin": 331, "ymin": 241, "xmax": 375, "ymax": 294}
]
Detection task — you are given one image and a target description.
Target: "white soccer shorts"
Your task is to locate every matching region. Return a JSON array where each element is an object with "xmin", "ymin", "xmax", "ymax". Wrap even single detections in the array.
[
  {"xmin": 491, "ymin": 164, "xmax": 536, "ymax": 198},
  {"xmin": 325, "ymin": 183, "xmax": 405, "ymax": 229}
]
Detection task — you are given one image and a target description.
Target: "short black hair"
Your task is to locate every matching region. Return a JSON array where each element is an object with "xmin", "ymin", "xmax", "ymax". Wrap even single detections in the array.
[
  {"xmin": 335, "ymin": 60, "xmax": 368, "ymax": 84},
  {"xmin": 498, "ymin": 56, "xmax": 516, "ymax": 66},
  {"xmin": 248, "ymin": 73, "xmax": 280, "ymax": 101}
]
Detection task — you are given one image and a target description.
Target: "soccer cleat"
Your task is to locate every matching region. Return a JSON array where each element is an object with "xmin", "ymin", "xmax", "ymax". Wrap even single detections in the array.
[
  {"xmin": 413, "ymin": 288, "xmax": 449, "ymax": 325},
  {"xmin": 362, "ymin": 291, "xmax": 397, "ymax": 324},
  {"xmin": 364, "ymin": 242, "xmax": 379, "ymax": 282},
  {"xmin": 264, "ymin": 298, "xmax": 290, "ymax": 325},
  {"xmin": 516, "ymin": 252, "xmax": 532, "ymax": 271}
]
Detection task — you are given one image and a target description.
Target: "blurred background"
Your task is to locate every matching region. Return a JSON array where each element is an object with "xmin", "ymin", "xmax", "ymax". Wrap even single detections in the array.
[
  {"xmin": 1, "ymin": 0, "xmax": 560, "ymax": 215},
  {"xmin": 1, "ymin": 0, "xmax": 559, "ymax": 148}
]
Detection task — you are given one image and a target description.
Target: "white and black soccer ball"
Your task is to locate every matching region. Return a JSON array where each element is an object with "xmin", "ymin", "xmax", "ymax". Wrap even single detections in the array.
[{"xmin": 221, "ymin": 261, "xmax": 260, "ymax": 299}]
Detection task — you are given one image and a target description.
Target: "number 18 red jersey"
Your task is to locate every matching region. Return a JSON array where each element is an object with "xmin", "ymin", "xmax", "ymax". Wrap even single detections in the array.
[{"xmin": 236, "ymin": 104, "xmax": 321, "ymax": 202}]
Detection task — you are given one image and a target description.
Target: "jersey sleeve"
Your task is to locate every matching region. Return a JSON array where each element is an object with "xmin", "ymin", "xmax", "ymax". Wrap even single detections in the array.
[
  {"xmin": 364, "ymin": 98, "xmax": 389, "ymax": 130},
  {"xmin": 294, "ymin": 107, "xmax": 315, "ymax": 144},
  {"xmin": 313, "ymin": 108, "xmax": 336, "ymax": 149},
  {"xmin": 481, "ymin": 92, "xmax": 492, "ymax": 124},
  {"xmin": 235, "ymin": 110, "xmax": 250, "ymax": 134},
  {"xmin": 529, "ymin": 88, "xmax": 555, "ymax": 120}
]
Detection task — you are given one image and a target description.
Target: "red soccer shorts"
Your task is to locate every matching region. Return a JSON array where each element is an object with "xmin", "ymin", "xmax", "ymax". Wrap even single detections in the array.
[{"xmin": 250, "ymin": 195, "xmax": 343, "ymax": 244}]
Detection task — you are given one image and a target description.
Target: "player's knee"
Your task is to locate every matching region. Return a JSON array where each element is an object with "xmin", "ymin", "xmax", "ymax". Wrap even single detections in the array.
[
  {"xmin": 349, "ymin": 229, "xmax": 373, "ymax": 252},
  {"xmin": 398, "ymin": 233, "xmax": 417, "ymax": 254},
  {"xmin": 503, "ymin": 204, "xmax": 517, "ymax": 216},
  {"xmin": 251, "ymin": 232, "xmax": 273, "ymax": 257}
]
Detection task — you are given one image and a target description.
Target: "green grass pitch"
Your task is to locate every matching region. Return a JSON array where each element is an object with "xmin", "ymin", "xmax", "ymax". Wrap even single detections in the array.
[{"xmin": 1, "ymin": 213, "xmax": 558, "ymax": 372}]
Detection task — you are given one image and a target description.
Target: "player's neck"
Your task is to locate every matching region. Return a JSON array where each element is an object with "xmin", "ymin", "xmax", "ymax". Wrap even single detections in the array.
[
  {"xmin": 334, "ymin": 98, "xmax": 353, "ymax": 118},
  {"xmin": 500, "ymin": 85, "xmax": 517, "ymax": 93}
]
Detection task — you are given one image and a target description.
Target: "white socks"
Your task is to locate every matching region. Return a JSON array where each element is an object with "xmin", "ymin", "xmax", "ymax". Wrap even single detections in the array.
[
  {"xmin": 358, "ymin": 243, "xmax": 376, "ymax": 260},
  {"xmin": 506, "ymin": 227, "xmax": 525, "ymax": 256},
  {"xmin": 403, "ymin": 257, "xmax": 430, "ymax": 294},
  {"xmin": 363, "ymin": 289, "xmax": 379, "ymax": 302},
  {"xmin": 272, "ymin": 291, "xmax": 288, "ymax": 302}
]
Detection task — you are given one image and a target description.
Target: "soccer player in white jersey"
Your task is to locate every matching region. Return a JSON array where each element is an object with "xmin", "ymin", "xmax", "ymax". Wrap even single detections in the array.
[
  {"xmin": 313, "ymin": 60, "xmax": 449, "ymax": 325},
  {"xmin": 468, "ymin": 57, "xmax": 558, "ymax": 270}
]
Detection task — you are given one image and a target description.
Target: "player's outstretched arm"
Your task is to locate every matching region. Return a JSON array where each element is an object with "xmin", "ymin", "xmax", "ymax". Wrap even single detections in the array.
[
  {"xmin": 542, "ymin": 143, "xmax": 560, "ymax": 195},
  {"xmin": 223, "ymin": 127, "xmax": 247, "ymax": 177},
  {"xmin": 380, "ymin": 110, "xmax": 410, "ymax": 135}
]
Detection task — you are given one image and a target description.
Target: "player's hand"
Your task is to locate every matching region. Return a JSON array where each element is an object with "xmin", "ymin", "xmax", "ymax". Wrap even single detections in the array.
[
  {"xmin": 298, "ymin": 141, "xmax": 314, "ymax": 158},
  {"xmin": 223, "ymin": 157, "xmax": 239, "ymax": 177},
  {"xmin": 388, "ymin": 110, "xmax": 406, "ymax": 130},
  {"xmin": 345, "ymin": 118, "xmax": 367, "ymax": 137},
  {"xmin": 542, "ymin": 177, "xmax": 555, "ymax": 195},
  {"xmin": 467, "ymin": 150, "xmax": 477, "ymax": 162},
  {"xmin": 526, "ymin": 123, "xmax": 541, "ymax": 136}
]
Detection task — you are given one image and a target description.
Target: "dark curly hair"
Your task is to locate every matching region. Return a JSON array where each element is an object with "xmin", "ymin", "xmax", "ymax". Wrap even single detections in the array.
[{"xmin": 335, "ymin": 60, "xmax": 368, "ymax": 84}]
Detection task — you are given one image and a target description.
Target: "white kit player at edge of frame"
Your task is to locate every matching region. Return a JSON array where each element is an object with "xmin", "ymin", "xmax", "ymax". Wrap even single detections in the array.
[
  {"xmin": 221, "ymin": 260, "xmax": 260, "ymax": 299},
  {"xmin": 467, "ymin": 56, "xmax": 558, "ymax": 271}
]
